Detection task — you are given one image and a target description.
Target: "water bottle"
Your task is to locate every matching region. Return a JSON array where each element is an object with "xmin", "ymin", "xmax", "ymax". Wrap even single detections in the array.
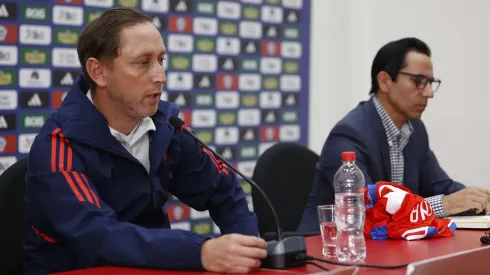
[{"xmin": 334, "ymin": 151, "xmax": 366, "ymax": 261}]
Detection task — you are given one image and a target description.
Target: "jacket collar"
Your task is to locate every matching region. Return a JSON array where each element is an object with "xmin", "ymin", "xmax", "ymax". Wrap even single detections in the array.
[
  {"xmin": 58, "ymin": 74, "xmax": 177, "ymax": 165},
  {"xmin": 86, "ymin": 89, "xmax": 157, "ymax": 148}
]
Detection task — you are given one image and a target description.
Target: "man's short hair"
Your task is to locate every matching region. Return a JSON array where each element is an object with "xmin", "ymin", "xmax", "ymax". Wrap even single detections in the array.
[
  {"xmin": 77, "ymin": 8, "xmax": 152, "ymax": 92},
  {"xmin": 369, "ymin": 37, "xmax": 431, "ymax": 95}
]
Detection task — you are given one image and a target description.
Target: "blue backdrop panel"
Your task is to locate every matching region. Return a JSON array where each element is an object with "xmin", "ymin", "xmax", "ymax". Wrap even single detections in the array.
[{"xmin": 0, "ymin": 0, "xmax": 311, "ymax": 237}]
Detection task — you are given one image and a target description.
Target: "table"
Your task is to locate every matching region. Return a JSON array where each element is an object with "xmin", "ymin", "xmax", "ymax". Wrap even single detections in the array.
[{"xmin": 52, "ymin": 230, "xmax": 488, "ymax": 275}]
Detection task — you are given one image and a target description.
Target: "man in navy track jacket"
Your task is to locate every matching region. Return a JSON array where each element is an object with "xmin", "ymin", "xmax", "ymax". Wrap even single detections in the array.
[{"xmin": 23, "ymin": 8, "xmax": 266, "ymax": 275}]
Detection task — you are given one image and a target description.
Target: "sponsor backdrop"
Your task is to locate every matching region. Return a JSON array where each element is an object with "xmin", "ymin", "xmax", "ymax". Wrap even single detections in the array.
[{"xmin": 0, "ymin": 0, "xmax": 310, "ymax": 237}]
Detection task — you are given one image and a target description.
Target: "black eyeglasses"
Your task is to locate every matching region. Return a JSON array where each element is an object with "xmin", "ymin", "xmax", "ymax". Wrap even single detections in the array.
[{"xmin": 398, "ymin": 72, "xmax": 441, "ymax": 93}]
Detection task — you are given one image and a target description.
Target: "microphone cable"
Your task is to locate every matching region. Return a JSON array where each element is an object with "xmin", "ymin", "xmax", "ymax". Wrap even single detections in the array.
[{"xmin": 305, "ymin": 261, "xmax": 330, "ymax": 271}]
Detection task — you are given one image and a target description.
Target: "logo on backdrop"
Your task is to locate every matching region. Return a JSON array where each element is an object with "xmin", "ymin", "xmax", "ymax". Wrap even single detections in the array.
[
  {"xmin": 22, "ymin": 5, "xmax": 50, "ymax": 22},
  {"xmin": 151, "ymin": 15, "xmax": 167, "ymax": 31},
  {"xmin": 0, "ymin": 90, "xmax": 17, "ymax": 110},
  {"xmin": 53, "ymin": 71, "xmax": 79, "ymax": 87},
  {"xmin": 194, "ymin": 93, "xmax": 214, "ymax": 108},
  {"xmin": 19, "ymin": 69, "xmax": 51, "ymax": 88},
  {"xmin": 193, "ymin": 74, "xmax": 216, "ymax": 89},
  {"xmin": 0, "ymin": 135, "xmax": 16, "ymax": 154},
  {"xmin": 19, "ymin": 92, "xmax": 50, "ymax": 108},
  {"xmin": 216, "ymin": 146, "xmax": 236, "ymax": 161},
  {"xmin": 0, "ymin": 45, "xmax": 18, "ymax": 66},
  {"xmin": 19, "ymin": 25, "xmax": 51, "ymax": 45},
  {"xmin": 84, "ymin": 0, "xmax": 114, "ymax": 8},
  {"xmin": 216, "ymin": 92, "xmax": 239, "ymax": 109},
  {"xmin": 142, "ymin": 0, "xmax": 169, "ymax": 13},
  {"xmin": 0, "ymin": 3, "xmax": 17, "ymax": 20},
  {"xmin": 168, "ymin": 92, "xmax": 191, "ymax": 108},
  {"xmin": 0, "ymin": 114, "xmax": 16, "ymax": 130},
  {"xmin": 20, "ymin": 113, "xmax": 49, "ymax": 130}
]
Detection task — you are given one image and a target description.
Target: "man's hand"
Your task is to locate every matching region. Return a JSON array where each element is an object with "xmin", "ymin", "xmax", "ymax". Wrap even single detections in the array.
[
  {"xmin": 201, "ymin": 233, "xmax": 268, "ymax": 273},
  {"xmin": 442, "ymin": 187, "xmax": 490, "ymax": 215}
]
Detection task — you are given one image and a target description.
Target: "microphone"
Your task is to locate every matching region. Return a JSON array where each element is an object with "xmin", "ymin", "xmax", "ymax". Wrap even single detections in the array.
[
  {"xmin": 480, "ymin": 233, "xmax": 490, "ymax": 245},
  {"xmin": 169, "ymin": 116, "xmax": 307, "ymax": 270}
]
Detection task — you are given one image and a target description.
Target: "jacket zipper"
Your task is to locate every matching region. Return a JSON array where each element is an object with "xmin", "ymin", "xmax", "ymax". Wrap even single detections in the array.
[
  {"xmin": 67, "ymin": 137, "xmax": 159, "ymax": 209},
  {"xmin": 150, "ymin": 177, "xmax": 159, "ymax": 209}
]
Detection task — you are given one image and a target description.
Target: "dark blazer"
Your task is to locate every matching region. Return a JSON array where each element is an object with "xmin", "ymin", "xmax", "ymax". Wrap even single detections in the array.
[{"xmin": 298, "ymin": 97, "xmax": 466, "ymax": 232}]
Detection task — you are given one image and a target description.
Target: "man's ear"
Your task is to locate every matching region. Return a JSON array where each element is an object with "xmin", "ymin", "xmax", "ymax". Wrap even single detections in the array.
[
  {"xmin": 377, "ymin": 71, "xmax": 392, "ymax": 94},
  {"xmin": 85, "ymin": 57, "xmax": 107, "ymax": 88}
]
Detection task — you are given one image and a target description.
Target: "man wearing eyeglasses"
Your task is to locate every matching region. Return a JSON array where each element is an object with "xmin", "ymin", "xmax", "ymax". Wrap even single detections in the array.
[{"xmin": 298, "ymin": 37, "xmax": 490, "ymax": 232}]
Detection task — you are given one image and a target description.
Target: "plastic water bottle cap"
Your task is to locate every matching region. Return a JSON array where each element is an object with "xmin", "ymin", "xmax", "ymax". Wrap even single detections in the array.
[{"xmin": 341, "ymin": 151, "xmax": 356, "ymax": 161}]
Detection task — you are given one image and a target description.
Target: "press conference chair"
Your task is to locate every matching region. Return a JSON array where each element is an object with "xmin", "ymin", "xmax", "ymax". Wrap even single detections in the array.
[
  {"xmin": 0, "ymin": 158, "xmax": 28, "ymax": 275},
  {"xmin": 251, "ymin": 143, "xmax": 319, "ymax": 239}
]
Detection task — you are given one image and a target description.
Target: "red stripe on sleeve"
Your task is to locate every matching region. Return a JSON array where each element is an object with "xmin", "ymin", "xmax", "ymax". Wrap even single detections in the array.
[
  {"xmin": 61, "ymin": 171, "xmax": 85, "ymax": 203},
  {"xmin": 51, "ymin": 128, "xmax": 62, "ymax": 172},
  {"xmin": 66, "ymin": 139, "xmax": 73, "ymax": 171},
  {"xmin": 72, "ymin": 172, "xmax": 94, "ymax": 205},
  {"xmin": 81, "ymin": 174, "xmax": 101, "ymax": 209},
  {"xmin": 31, "ymin": 226, "xmax": 56, "ymax": 243},
  {"xmin": 59, "ymin": 133, "xmax": 65, "ymax": 171}
]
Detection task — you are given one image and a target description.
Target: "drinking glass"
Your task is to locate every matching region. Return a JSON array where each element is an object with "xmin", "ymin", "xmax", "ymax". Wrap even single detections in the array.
[{"xmin": 317, "ymin": 204, "xmax": 337, "ymax": 257}]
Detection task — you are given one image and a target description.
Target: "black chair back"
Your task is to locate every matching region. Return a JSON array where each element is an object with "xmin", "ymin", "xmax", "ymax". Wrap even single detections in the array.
[
  {"xmin": 251, "ymin": 143, "xmax": 319, "ymax": 238},
  {"xmin": 0, "ymin": 158, "xmax": 28, "ymax": 275}
]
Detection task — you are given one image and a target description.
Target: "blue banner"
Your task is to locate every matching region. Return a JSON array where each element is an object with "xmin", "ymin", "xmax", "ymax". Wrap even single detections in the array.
[{"xmin": 0, "ymin": 0, "xmax": 311, "ymax": 237}]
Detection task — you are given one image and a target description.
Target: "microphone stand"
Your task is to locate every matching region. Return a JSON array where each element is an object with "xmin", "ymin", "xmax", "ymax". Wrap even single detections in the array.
[{"xmin": 172, "ymin": 118, "xmax": 308, "ymax": 269}]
